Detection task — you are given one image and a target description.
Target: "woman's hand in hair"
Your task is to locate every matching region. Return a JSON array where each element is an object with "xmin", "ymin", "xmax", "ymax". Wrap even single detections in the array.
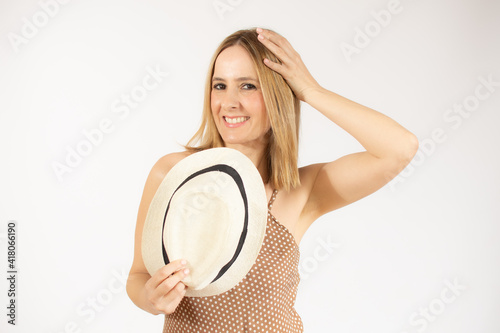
[{"xmin": 256, "ymin": 27, "xmax": 321, "ymax": 102}]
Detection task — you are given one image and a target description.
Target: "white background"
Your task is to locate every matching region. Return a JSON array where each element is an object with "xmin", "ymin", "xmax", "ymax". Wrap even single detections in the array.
[{"xmin": 1, "ymin": 0, "xmax": 499, "ymax": 332}]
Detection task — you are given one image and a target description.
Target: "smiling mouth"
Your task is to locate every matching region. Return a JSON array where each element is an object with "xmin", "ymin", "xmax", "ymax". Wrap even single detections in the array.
[{"xmin": 223, "ymin": 116, "xmax": 250, "ymax": 124}]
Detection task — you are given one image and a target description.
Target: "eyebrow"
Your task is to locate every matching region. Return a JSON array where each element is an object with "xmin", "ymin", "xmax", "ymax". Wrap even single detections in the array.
[{"xmin": 212, "ymin": 76, "xmax": 258, "ymax": 82}]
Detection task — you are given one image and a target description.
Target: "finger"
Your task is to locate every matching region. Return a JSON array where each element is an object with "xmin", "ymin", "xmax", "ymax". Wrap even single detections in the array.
[
  {"xmin": 256, "ymin": 28, "xmax": 288, "ymax": 49},
  {"xmin": 155, "ymin": 266, "xmax": 190, "ymax": 297},
  {"xmin": 147, "ymin": 259, "xmax": 187, "ymax": 289},
  {"xmin": 154, "ymin": 282, "xmax": 187, "ymax": 315},
  {"xmin": 147, "ymin": 266, "xmax": 189, "ymax": 310},
  {"xmin": 161, "ymin": 282, "xmax": 188, "ymax": 311},
  {"xmin": 262, "ymin": 58, "xmax": 284, "ymax": 74},
  {"xmin": 257, "ymin": 28, "xmax": 296, "ymax": 57},
  {"xmin": 257, "ymin": 33, "xmax": 290, "ymax": 63}
]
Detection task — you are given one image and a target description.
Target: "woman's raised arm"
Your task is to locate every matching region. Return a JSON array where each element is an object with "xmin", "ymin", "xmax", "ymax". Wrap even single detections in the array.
[{"xmin": 256, "ymin": 27, "xmax": 418, "ymax": 231}]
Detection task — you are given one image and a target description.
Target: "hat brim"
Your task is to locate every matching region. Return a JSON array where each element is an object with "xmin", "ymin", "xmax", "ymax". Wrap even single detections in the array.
[{"xmin": 142, "ymin": 147, "xmax": 267, "ymax": 297}]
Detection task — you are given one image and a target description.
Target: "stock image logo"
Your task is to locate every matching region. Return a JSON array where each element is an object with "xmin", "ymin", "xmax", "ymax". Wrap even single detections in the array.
[
  {"xmin": 7, "ymin": 0, "xmax": 72, "ymax": 53},
  {"xmin": 340, "ymin": 0, "xmax": 403, "ymax": 63},
  {"xmin": 299, "ymin": 235, "xmax": 340, "ymax": 281},
  {"xmin": 213, "ymin": 0, "xmax": 245, "ymax": 20},
  {"xmin": 51, "ymin": 65, "xmax": 169, "ymax": 182},
  {"xmin": 387, "ymin": 74, "xmax": 499, "ymax": 191},
  {"xmin": 399, "ymin": 278, "xmax": 466, "ymax": 333}
]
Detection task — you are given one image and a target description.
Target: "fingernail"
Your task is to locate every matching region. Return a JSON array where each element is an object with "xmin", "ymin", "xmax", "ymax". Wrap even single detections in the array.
[
  {"xmin": 256, "ymin": 28, "xmax": 262, "ymax": 33},
  {"xmin": 258, "ymin": 34, "xmax": 264, "ymax": 40},
  {"xmin": 181, "ymin": 259, "xmax": 187, "ymax": 265},
  {"xmin": 183, "ymin": 268, "xmax": 189, "ymax": 275}
]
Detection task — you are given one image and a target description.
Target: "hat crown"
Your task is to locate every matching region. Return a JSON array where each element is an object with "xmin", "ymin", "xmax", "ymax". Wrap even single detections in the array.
[{"xmin": 164, "ymin": 168, "xmax": 246, "ymax": 290}]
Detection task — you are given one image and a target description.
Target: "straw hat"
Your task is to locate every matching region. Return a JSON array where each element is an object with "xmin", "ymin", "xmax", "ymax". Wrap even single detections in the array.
[{"xmin": 142, "ymin": 147, "xmax": 267, "ymax": 297}]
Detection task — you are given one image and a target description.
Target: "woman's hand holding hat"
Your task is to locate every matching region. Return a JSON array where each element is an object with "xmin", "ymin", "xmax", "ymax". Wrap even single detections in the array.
[{"xmin": 144, "ymin": 259, "xmax": 190, "ymax": 315}]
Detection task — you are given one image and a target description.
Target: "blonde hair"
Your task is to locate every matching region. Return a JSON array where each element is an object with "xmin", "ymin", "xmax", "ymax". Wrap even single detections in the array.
[{"xmin": 183, "ymin": 27, "xmax": 301, "ymax": 192}]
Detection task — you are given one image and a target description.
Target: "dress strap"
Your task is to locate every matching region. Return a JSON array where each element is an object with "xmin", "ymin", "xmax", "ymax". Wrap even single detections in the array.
[{"xmin": 267, "ymin": 189, "xmax": 278, "ymax": 211}]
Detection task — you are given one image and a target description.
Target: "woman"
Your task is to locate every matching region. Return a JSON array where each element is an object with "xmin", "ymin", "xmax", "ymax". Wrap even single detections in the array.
[{"xmin": 126, "ymin": 27, "xmax": 419, "ymax": 332}]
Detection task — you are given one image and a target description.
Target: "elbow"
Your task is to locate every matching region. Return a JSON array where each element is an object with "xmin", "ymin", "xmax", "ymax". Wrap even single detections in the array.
[
  {"xmin": 126, "ymin": 274, "xmax": 134, "ymax": 302},
  {"xmin": 405, "ymin": 132, "xmax": 419, "ymax": 159},
  {"xmin": 381, "ymin": 133, "xmax": 419, "ymax": 182},
  {"xmin": 397, "ymin": 132, "xmax": 419, "ymax": 166}
]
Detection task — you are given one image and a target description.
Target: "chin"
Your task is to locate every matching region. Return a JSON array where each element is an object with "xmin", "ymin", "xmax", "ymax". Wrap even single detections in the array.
[{"xmin": 221, "ymin": 138, "xmax": 243, "ymax": 145}]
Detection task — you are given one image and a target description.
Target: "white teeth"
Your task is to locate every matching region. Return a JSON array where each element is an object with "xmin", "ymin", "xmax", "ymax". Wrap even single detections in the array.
[{"xmin": 225, "ymin": 116, "xmax": 249, "ymax": 124}]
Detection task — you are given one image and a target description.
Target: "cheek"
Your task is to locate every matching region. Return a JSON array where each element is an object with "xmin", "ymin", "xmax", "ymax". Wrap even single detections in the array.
[{"xmin": 245, "ymin": 93, "xmax": 266, "ymax": 115}]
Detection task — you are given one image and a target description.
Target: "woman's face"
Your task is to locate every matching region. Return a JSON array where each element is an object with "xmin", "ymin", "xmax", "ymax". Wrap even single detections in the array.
[{"xmin": 211, "ymin": 45, "xmax": 271, "ymax": 148}]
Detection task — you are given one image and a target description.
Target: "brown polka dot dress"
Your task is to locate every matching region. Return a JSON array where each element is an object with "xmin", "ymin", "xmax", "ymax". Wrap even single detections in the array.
[{"xmin": 163, "ymin": 189, "xmax": 304, "ymax": 332}]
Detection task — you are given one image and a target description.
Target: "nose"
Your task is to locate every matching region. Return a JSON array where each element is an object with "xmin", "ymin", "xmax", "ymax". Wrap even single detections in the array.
[{"xmin": 221, "ymin": 86, "xmax": 239, "ymax": 110}]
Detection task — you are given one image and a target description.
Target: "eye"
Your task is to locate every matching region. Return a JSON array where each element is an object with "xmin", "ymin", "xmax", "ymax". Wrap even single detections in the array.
[
  {"xmin": 213, "ymin": 83, "xmax": 225, "ymax": 90},
  {"xmin": 242, "ymin": 83, "xmax": 256, "ymax": 90}
]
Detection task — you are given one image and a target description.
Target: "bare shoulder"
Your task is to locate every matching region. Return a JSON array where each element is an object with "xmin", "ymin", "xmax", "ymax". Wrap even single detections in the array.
[
  {"xmin": 140, "ymin": 151, "xmax": 194, "ymax": 210},
  {"xmin": 150, "ymin": 151, "xmax": 193, "ymax": 180},
  {"xmin": 156, "ymin": 150, "xmax": 193, "ymax": 170}
]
